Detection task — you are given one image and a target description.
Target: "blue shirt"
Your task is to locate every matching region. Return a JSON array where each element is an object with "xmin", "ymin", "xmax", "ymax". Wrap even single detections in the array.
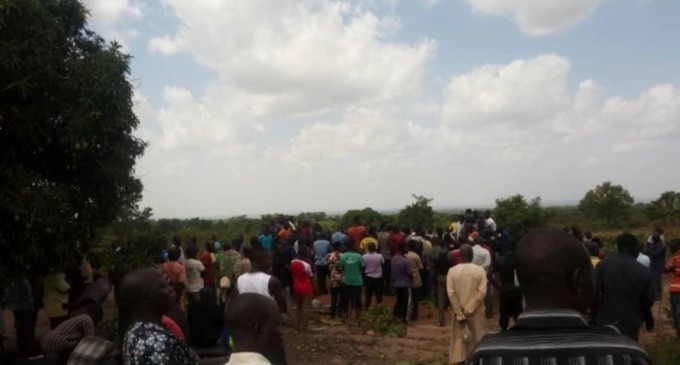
[{"xmin": 313, "ymin": 240, "xmax": 331, "ymax": 266}]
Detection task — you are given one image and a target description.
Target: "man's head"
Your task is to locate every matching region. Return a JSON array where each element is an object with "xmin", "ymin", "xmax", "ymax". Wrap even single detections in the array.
[
  {"xmin": 459, "ymin": 244, "xmax": 473, "ymax": 263},
  {"xmin": 397, "ymin": 243, "xmax": 408, "ymax": 255},
  {"xmin": 232, "ymin": 235, "xmax": 244, "ymax": 251},
  {"xmin": 584, "ymin": 241, "xmax": 600, "ymax": 257},
  {"xmin": 516, "ymin": 231, "xmax": 594, "ymax": 314},
  {"xmin": 298, "ymin": 246, "xmax": 311, "ymax": 260},
  {"xmin": 119, "ymin": 268, "xmax": 175, "ymax": 320},
  {"xmin": 250, "ymin": 246, "xmax": 272, "ymax": 273},
  {"xmin": 368, "ymin": 225, "xmax": 377, "ymax": 237},
  {"xmin": 332, "ymin": 241, "xmax": 342, "ymax": 252},
  {"xmin": 167, "ymin": 246, "xmax": 181, "ymax": 262},
  {"xmin": 617, "ymin": 233, "xmax": 640, "ymax": 256},
  {"xmin": 407, "ymin": 240, "xmax": 418, "ymax": 252},
  {"xmin": 205, "ymin": 241, "xmax": 215, "ymax": 253},
  {"xmin": 185, "ymin": 245, "xmax": 199, "ymax": 259},
  {"xmin": 353, "ymin": 216, "xmax": 362, "ymax": 226},
  {"xmin": 367, "ymin": 243, "xmax": 377, "ymax": 253},
  {"xmin": 226, "ymin": 293, "xmax": 282, "ymax": 359},
  {"xmin": 483, "ymin": 210, "xmax": 491, "ymax": 219}
]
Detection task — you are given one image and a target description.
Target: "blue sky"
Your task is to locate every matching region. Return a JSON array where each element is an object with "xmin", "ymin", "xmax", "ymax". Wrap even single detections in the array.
[{"xmin": 84, "ymin": 0, "xmax": 680, "ymax": 218}]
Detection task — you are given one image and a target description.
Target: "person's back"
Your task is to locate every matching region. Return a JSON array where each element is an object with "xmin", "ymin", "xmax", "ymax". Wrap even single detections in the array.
[
  {"xmin": 313, "ymin": 239, "xmax": 331, "ymax": 266},
  {"xmin": 470, "ymin": 231, "xmax": 652, "ymax": 365},
  {"xmin": 187, "ymin": 288, "xmax": 224, "ymax": 348},
  {"xmin": 471, "ymin": 244, "xmax": 491, "ymax": 271},
  {"xmin": 595, "ymin": 252, "xmax": 655, "ymax": 339},
  {"xmin": 258, "ymin": 233, "xmax": 274, "ymax": 253},
  {"xmin": 341, "ymin": 250, "xmax": 363, "ymax": 286},
  {"xmin": 238, "ymin": 272, "xmax": 273, "ymax": 298},
  {"xmin": 404, "ymin": 250, "xmax": 423, "ymax": 288}
]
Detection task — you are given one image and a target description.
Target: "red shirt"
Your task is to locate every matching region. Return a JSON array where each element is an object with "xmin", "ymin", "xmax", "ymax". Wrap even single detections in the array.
[
  {"xmin": 390, "ymin": 232, "xmax": 405, "ymax": 255},
  {"xmin": 290, "ymin": 259, "xmax": 313, "ymax": 296},
  {"xmin": 347, "ymin": 226, "xmax": 367, "ymax": 248},
  {"xmin": 666, "ymin": 251, "xmax": 680, "ymax": 293},
  {"xmin": 162, "ymin": 315, "xmax": 185, "ymax": 342},
  {"xmin": 200, "ymin": 251, "xmax": 216, "ymax": 286}
]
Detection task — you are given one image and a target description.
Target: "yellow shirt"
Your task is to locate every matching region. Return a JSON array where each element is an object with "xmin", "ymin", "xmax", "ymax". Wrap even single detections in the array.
[
  {"xmin": 359, "ymin": 237, "xmax": 379, "ymax": 254},
  {"xmin": 590, "ymin": 256, "xmax": 601, "ymax": 267},
  {"xmin": 43, "ymin": 272, "xmax": 70, "ymax": 318}
]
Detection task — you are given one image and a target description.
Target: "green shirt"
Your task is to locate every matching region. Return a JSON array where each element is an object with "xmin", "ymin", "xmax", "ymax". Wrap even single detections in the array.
[{"xmin": 341, "ymin": 252, "xmax": 364, "ymax": 286}]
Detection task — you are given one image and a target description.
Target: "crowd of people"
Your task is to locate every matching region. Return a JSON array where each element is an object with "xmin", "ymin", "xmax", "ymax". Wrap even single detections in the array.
[{"xmin": 1, "ymin": 210, "xmax": 678, "ymax": 365}]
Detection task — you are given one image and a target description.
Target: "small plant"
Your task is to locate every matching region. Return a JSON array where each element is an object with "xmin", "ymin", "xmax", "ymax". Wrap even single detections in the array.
[{"xmin": 361, "ymin": 304, "xmax": 407, "ymax": 338}]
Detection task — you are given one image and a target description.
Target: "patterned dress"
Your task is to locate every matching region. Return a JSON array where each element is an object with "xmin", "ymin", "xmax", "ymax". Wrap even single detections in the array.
[
  {"xmin": 325, "ymin": 251, "xmax": 344, "ymax": 288},
  {"xmin": 123, "ymin": 321, "xmax": 197, "ymax": 365}
]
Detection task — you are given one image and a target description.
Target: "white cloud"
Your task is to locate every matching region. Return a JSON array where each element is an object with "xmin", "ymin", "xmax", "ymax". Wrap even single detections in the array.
[
  {"xmin": 464, "ymin": 0, "xmax": 604, "ymax": 36},
  {"xmin": 84, "ymin": 0, "xmax": 143, "ymax": 49}
]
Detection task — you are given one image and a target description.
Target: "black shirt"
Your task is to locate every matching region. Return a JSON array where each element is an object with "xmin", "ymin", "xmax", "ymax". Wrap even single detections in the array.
[
  {"xmin": 594, "ymin": 253, "xmax": 655, "ymax": 340},
  {"xmin": 490, "ymin": 254, "xmax": 518, "ymax": 292},
  {"xmin": 469, "ymin": 309, "xmax": 652, "ymax": 365}
]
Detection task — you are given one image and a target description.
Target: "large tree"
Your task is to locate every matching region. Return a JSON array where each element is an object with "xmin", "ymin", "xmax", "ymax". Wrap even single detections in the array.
[
  {"xmin": 578, "ymin": 182, "xmax": 634, "ymax": 227},
  {"xmin": 0, "ymin": 0, "xmax": 146, "ymax": 280},
  {"xmin": 398, "ymin": 194, "xmax": 434, "ymax": 230},
  {"xmin": 647, "ymin": 191, "xmax": 680, "ymax": 228},
  {"xmin": 493, "ymin": 195, "xmax": 549, "ymax": 241}
]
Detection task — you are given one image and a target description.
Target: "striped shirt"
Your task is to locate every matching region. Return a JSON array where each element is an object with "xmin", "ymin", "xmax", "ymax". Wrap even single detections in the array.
[
  {"xmin": 468, "ymin": 310, "xmax": 652, "ymax": 365},
  {"xmin": 41, "ymin": 314, "xmax": 95, "ymax": 353}
]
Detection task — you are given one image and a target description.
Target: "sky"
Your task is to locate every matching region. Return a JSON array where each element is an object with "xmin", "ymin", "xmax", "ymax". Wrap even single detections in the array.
[{"xmin": 83, "ymin": 0, "xmax": 680, "ymax": 218}]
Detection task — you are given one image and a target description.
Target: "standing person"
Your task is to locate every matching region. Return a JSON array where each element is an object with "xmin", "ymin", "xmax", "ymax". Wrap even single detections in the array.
[
  {"xmin": 120, "ymin": 268, "xmax": 198, "ymax": 365},
  {"xmin": 325, "ymin": 242, "xmax": 345, "ymax": 319},
  {"xmin": 471, "ymin": 238, "xmax": 491, "ymax": 272},
  {"xmin": 271, "ymin": 242, "xmax": 293, "ymax": 323},
  {"xmin": 346, "ymin": 217, "xmax": 367, "ymax": 251},
  {"xmin": 331, "ymin": 228, "xmax": 349, "ymax": 251},
  {"xmin": 258, "ymin": 225, "xmax": 275, "ymax": 253},
  {"xmin": 237, "ymin": 246, "xmax": 288, "ymax": 314},
  {"xmin": 340, "ymin": 245, "xmax": 364, "ymax": 317},
  {"xmin": 646, "ymin": 232, "xmax": 667, "ymax": 301},
  {"xmin": 434, "ymin": 239, "xmax": 453, "ymax": 327},
  {"xmin": 665, "ymin": 238, "xmax": 680, "ymax": 337},
  {"xmin": 186, "ymin": 288, "xmax": 224, "ymax": 348},
  {"xmin": 200, "ymin": 242, "xmax": 217, "ymax": 290},
  {"xmin": 585, "ymin": 241, "xmax": 601, "ymax": 267},
  {"xmin": 391, "ymin": 243, "xmax": 413, "ymax": 324},
  {"xmin": 469, "ymin": 231, "xmax": 651, "ymax": 365},
  {"xmin": 405, "ymin": 240, "xmax": 424, "ymax": 322},
  {"xmin": 161, "ymin": 246, "xmax": 187, "ymax": 303},
  {"xmin": 184, "ymin": 245, "xmax": 205, "ymax": 305},
  {"xmin": 487, "ymin": 244, "xmax": 522, "ymax": 331},
  {"xmin": 483, "ymin": 210, "xmax": 497, "ymax": 232},
  {"xmin": 6, "ymin": 276, "xmax": 39, "ymax": 357},
  {"xmin": 43, "ymin": 270, "xmax": 70, "ymax": 329},
  {"xmin": 359, "ymin": 226, "xmax": 379, "ymax": 254},
  {"xmin": 594, "ymin": 233, "xmax": 655, "ymax": 341},
  {"xmin": 446, "ymin": 244, "xmax": 487, "ymax": 365},
  {"xmin": 312, "ymin": 233, "xmax": 331, "ymax": 295},
  {"xmin": 377, "ymin": 222, "xmax": 392, "ymax": 293},
  {"xmin": 290, "ymin": 247, "xmax": 314, "ymax": 331},
  {"xmin": 362, "ymin": 243, "xmax": 384, "ymax": 308},
  {"xmin": 225, "ymin": 293, "xmax": 285, "ymax": 365},
  {"xmin": 220, "ymin": 240, "xmax": 242, "ymax": 283}
]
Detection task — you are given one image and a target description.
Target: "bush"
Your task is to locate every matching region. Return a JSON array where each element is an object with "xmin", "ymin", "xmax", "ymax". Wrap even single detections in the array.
[
  {"xmin": 361, "ymin": 304, "xmax": 407, "ymax": 338},
  {"xmin": 646, "ymin": 338, "xmax": 680, "ymax": 365}
]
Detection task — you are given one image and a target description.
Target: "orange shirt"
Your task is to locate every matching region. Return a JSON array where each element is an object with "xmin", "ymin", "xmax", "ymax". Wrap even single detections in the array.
[
  {"xmin": 162, "ymin": 261, "xmax": 187, "ymax": 285},
  {"xmin": 666, "ymin": 252, "xmax": 680, "ymax": 293},
  {"xmin": 347, "ymin": 225, "xmax": 367, "ymax": 248}
]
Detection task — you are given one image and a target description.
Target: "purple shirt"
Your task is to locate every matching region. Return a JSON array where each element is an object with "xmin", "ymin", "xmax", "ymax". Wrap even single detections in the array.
[
  {"xmin": 362, "ymin": 252, "xmax": 384, "ymax": 279},
  {"xmin": 391, "ymin": 254, "xmax": 413, "ymax": 288}
]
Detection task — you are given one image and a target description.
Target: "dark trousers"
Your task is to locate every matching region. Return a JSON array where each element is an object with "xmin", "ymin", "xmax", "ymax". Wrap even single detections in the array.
[
  {"xmin": 393, "ymin": 287, "xmax": 410, "ymax": 323},
  {"xmin": 341, "ymin": 285, "xmax": 362, "ymax": 317},
  {"xmin": 436, "ymin": 275, "xmax": 449, "ymax": 327},
  {"xmin": 382, "ymin": 259, "xmax": 392, "ymax": 293},
  {"xmin": 410, "ymin": 286, "xmax": 421, "ymax": 321},
  {"xmin": 315, "ymin": 265, "xmax": 328, "ymax": 295},
  {"xmin": 671, "ymin": 293, "xmax": 680, "ymax": 336},
  {"xmin": 13, "ymin": 309, "xmax": 38, "ymax": 357},
  {"xmin": 499, "ymin": 289, "xmax": 523, "ymax": 331},
  {"xmin": 651, "ymin": 272, "xmax": 662, "ymax": 300},
  {"xmin": 330, "ymin": 286, "xmax": 344, "ymax": 318},
  {"xmin": 420, "ymin": 269, "xmax": 432, "ymax": 300},
  {"xmin": 365, "ymin": 277, "xmax": 383, "ymax": 307}
]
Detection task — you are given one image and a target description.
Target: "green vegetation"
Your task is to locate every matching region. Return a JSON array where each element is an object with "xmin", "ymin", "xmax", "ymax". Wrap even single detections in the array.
[
  {"xmin": 578, "ymin": 182, "xmax": 635, "ymax": 227},
  {"xmin": 361, "ymin": 304, "xmax": 407, "ymax": 338},
  {"xmin": 0, "ymin": 0, "xmax": 146, "ymax": 281}
]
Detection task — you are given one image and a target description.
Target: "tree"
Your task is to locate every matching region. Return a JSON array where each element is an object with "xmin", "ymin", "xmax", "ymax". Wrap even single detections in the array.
[
  {"xmin": 647, "ymin": 191, "xmax": 680, "ymax": 228},
  {"xmin": 398, "ymin": 194, "xmax": 434, "ymax": 230},
  {"xmin": 339, "ymin": 208, "xmax": 384, "ymax": 229},
  {"xmin": 578, "ymin": 182, "xmax": 634, "ymax": 227},
  {"xmin": 493, "ymin": 195, "xmax": 549, "ymax": 241},
  {"xmin": 0, "ymin": 0, "xmax": 146, "ymax": 280}
]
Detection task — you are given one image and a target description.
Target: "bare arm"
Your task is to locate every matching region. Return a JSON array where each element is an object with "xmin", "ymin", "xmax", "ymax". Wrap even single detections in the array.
[{"xmin": 268, "ymin": 277, "xmax": 287, "ymax": 313}]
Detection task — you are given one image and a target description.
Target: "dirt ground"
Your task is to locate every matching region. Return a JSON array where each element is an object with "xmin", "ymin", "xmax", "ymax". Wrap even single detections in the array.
[{"xmin": 1, "ymin": 288, "xmax": 675, "ymax": 365}]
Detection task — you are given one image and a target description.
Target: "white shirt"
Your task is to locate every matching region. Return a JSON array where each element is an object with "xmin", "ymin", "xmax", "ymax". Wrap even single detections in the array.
[
  {"xmin": 184, "ymin": 259, "xmax": 205, "ymax": 293},
  {"xmin": 637, "ymin": 253, "xmax": 651, "ymax": 268},
  {"xmin": 485, "ymin": 218, "xmax": 497, "ymax": 232},
  {"xmin": 226, "ymin": 352, "xmax": 272, "ymax": 365},
  {"xmin": 472, "ymin": 245, "xmax": 491, "ymax": 271},
  {"xmin": 237, "ymin": 272, "xmax": 273, "ymax": 298}
]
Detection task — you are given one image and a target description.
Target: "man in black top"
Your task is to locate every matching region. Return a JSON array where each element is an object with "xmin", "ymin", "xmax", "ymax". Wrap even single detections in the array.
[
  {"xmin": 487, "ymin": 243, "xmax": 522, "ymax": 331},
  {"xmin": 594, "ymin": 233, "xmax": 656, "ymax": 340},
  {"xmin": 469, "ymin": 231, "xmax": 651, "ymax": 365}
]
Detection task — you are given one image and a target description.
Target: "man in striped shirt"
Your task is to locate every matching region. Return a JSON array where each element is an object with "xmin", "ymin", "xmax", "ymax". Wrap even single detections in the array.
[
  {"xmin": 468, "ymin": 231, "xmax": 652, "ymax": 365},
  {"xmin": 41, "ymin": 303, "xmax": 103, "ymax": 364}
]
